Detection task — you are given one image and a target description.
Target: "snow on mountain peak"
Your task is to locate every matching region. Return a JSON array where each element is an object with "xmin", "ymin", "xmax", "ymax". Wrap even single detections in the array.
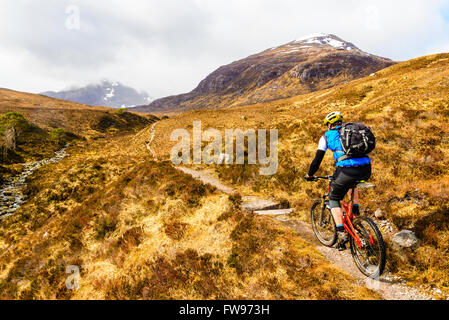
[
  {"xmin": 293, "ymin": 33, "xmax": 354, "ymax": 50},
  {"xmin": 104, "ymin": 87, "xmax": 115, "ymax": 101},
  {"xmin": 94, "ymin": 79, "xmax": 151, "ymax": 105},
  {"xmin": 294, "ymin": 33, "xmax": 332, "ymax": 42},
  {"xmin": 42, "ymin": 80, "xmax": 152, "ymax": 109}
]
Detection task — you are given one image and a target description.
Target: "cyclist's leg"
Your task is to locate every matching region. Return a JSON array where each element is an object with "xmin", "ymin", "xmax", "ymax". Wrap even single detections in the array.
[
  {"xmin": 329, "ymin": 168, "xmax": 350, "ymax": 226},
  {"xmin": 330, "ymin": 166, "xmax": 370, "ymax": 221},
  {"xmin": 348, "ymin": 164, "xmax": 372, "ymax": 213},
  {"xmin": 347, "ymin": 188, "xmax": 359, "ymax": 204},
  {"xmin": 347, "ymin": 188, "xmax": 362, "ymax": 215},
  {"xmin": 329, "ymin": 183, "xmax": 349, "ymax": 249},
  {"xmin": 331, "ymin": 207, "xmax": 344, "ymax": 226},
  {"xmin": 329, "ymin": 168, "xmax": 357, "ymax": 250}
]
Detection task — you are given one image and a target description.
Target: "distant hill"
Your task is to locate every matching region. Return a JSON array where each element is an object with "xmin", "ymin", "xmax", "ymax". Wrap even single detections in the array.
[
  {"xmin": 0, "ymin": 88, "xmax": 156, "ymax": 136},
  {"xmin": 134, "ymin": 33, "xmax": 395, "ymax": 113},
  {"xmin": 41, "ymin": 80, "xmax": 152, "ymax": 109}
]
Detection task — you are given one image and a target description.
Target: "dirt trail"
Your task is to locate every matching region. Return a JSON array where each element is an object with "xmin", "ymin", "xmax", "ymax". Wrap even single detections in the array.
[
  {"xmin": 145, "ymin": 124, "xmax": 432, "ymax": 300},
  {"xmin": 145, "ymin": 122, "xmax": 158, "ymax": 160},
  {"xmin": 177, "ymin": 167, "xmax": 236, "ymax": 195}
]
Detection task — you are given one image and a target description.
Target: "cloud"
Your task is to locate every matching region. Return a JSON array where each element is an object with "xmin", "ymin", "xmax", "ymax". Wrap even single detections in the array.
[{"xmin": 0, "ymin": 0, "xmax": 449, "ymax": 98}]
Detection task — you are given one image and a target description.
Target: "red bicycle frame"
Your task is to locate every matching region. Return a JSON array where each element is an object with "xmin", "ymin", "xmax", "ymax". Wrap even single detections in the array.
[{"xmin": 326, "ymin": 181, "xmax": 364, "ymax": 249}]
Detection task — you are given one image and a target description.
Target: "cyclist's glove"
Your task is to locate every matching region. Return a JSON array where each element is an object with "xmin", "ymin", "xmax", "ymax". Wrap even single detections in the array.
[{"xmin": 304, "ymin": 175, "xmax": 315, "ymax": 182}]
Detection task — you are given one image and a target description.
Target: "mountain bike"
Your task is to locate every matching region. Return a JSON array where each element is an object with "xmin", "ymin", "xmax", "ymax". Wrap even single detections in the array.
[{"xmin": 309, "ymin": 176, "xmax": 386, "ymax": 278}]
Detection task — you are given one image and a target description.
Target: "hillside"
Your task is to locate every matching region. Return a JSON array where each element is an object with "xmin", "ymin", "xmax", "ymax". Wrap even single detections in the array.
[
  {"xmin": 0, "ymin": 89, "xmax": 156, "ymax": 183},
  {"xmin": 141, "ymin": 53, "xmax": 449, "ymax": 298},
  {"xmin": 0, "ymin": 128, "xmax": 380, "ymax": 300},
  {"xmin": 0, "ymin": 88, "xmax": 155, "ymax": 135},
  {"xmin": 42, "ymin": 80, "xmax": 152, "ymax": 109},
  {"xmin": 134, "ymin": 34, "xmax": 394, "ymax": 113}
]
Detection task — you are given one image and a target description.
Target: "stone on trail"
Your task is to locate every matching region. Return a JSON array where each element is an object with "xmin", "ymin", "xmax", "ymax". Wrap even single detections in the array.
[
  {"xmin": 254, "ymin": 208, "xmax": 295, "ymax": 216},
  {"xmin": 241, "ymin": 196, "xmax": 282, "ymax": 212},
  {"xmin": 375, "ymin": 209, "xmax": 384, "ymax": 219},
  {"xmin": 392, "ymin": 230, "xmax": 421, "ymax": 250}
]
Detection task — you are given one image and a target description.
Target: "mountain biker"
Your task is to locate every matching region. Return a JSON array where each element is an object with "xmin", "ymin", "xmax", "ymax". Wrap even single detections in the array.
[{"xmin": 305, "ymin": 111, "xmax": 372, "ymax": 251}]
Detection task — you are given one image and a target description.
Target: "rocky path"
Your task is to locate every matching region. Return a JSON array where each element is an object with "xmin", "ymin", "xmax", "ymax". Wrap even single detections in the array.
[
  {"xmin": 145, "ymin": 124, "xmax": 432, "ymax": 300},
  {"xmin": 145, "ymin": 122, "xmax": 158, "ymax": 161},
  {"xmin": 278, "ymin": 218, "xmax": 431, "ymax": 300},
  {"xmin": 177, "ymin": 167, "xmax": 236, "ymax": 195},
  {"xmin": 0, "ymin": 146, "xmax": 69, "ymax": 216}
]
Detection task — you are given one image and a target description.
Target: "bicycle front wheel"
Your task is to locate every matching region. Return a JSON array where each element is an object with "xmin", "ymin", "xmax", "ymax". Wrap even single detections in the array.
[
  {"xmin": 349, "ymin": 217, "xmax": 386, "ymax": 278},
  {"xmin": 311, "ymin": 200, "xmax": 337, "ymax": 247}
]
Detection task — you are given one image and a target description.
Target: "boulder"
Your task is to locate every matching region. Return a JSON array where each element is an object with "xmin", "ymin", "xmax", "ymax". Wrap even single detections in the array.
[
  {"xmin": 374, "ymin": 209, "xmax": 384, "ymax": 219},
  {"xmin": 392, "ymin": 230, "xmax": 421, "ymax": 250},
  {"xmin": 241, "ymin": 196, "xmax": 281, "ymax": 212},
  {"xmin": 254, "ymin": 208, "xmax": 295, "ymax": 216}
]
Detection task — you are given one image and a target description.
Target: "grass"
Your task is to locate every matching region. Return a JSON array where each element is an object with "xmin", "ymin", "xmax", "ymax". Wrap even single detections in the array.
[
  {"xmin": 0, "ymin": 129, "xmax": 379, "ymax": 300},
  {"xmin": 144, "ymin": 53, "xmax": 449, "ymax": 298},
  {"xmin": 1, "ymin": 53, "xmax": 448, "ymax": 300},
  {"xmin": 0, "ymin": 90, "xmax": 157, "ymax": 183},
  {"xmin": 0, "ymin": 112, "xmax": 79, "ymax": 184}
]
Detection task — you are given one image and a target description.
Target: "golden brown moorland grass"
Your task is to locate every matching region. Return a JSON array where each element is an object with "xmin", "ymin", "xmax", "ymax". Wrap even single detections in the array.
[
  {"xmin": 144, "ymin": 53, "xmax": 449, "ymax": 297},
  {"xmin": 0, "ymin": 89, "xmax": 157, "ymax": 183},
  {"xmin": 0, "ymin": 88, "xmax": 157, "ymax": 138},
  {"xmin": 0, "ymin": 134, "xmax": 379, "ymax": 300},
  {"xmin": 1, "ymin": 53, "xmax": 448, "ymax": 300}
]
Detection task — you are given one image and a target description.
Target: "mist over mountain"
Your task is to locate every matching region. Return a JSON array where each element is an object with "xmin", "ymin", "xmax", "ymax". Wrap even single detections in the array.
[{"xmin": 41, "ymin": 80, "xmax": 152, "ymax": 109}]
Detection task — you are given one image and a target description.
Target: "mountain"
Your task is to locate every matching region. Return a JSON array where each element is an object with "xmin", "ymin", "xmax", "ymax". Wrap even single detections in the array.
[
  {"xmin": 41, "ymin": 80, "xmax": 152, "ymax": 109},
  {"xmin": 134, "ymin": 33, "xmax": 395, "ymax": 113}
]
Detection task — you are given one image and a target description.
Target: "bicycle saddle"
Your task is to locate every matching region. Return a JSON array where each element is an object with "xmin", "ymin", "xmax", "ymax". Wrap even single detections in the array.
[{"xmin": 356, "ymin": 180, "xmax": 376, "ymax": 189}]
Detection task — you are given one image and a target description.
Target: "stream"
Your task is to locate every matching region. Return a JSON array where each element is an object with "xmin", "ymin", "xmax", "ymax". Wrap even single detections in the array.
[{"xmin": 0, "ymin": 146, "xmax": 69, "ymax": 217}]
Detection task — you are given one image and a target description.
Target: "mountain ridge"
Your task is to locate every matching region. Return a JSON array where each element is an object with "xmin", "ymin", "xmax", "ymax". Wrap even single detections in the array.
[{"xmin": 134, "ymin": 34, "xmax": 395, "ymax": 113}]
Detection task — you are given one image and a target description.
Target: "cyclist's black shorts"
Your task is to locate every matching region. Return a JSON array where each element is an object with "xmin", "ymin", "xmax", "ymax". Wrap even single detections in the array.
[{"xmin": 329, "ymin": 164, "xmax": 372, "ymax": 202}]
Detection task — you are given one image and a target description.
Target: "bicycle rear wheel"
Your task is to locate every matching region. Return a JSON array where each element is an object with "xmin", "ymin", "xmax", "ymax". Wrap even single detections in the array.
[
  {"xmin": 311, "ymin": 200, "xmax": 337, "ymax": 247},
  {"xmin": 349, "ymin": 217, "xmax": 386, "ymax": 278}
]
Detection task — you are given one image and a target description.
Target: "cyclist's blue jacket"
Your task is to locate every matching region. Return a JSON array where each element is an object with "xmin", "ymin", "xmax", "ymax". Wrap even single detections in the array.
[{"xmin": 322, "ymin": 126, "xmax": 371, "ymax": 167}]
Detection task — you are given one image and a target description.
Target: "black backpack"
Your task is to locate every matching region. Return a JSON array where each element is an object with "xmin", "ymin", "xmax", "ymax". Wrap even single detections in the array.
[{"xmin": 337, "ymin": 123, "xmax": 376, "ymax": 162}]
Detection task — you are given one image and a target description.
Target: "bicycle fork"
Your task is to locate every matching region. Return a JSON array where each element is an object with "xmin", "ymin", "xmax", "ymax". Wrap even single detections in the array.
[{"xmin": 319, "ymin": 194, "xmax": 329, "ymax": 227}]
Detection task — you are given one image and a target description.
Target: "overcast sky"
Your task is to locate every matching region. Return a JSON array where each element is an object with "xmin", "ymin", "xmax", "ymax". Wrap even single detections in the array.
[{"xmin": 1, "ymin": 0, "xmax": 449, "ymax": 99}]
